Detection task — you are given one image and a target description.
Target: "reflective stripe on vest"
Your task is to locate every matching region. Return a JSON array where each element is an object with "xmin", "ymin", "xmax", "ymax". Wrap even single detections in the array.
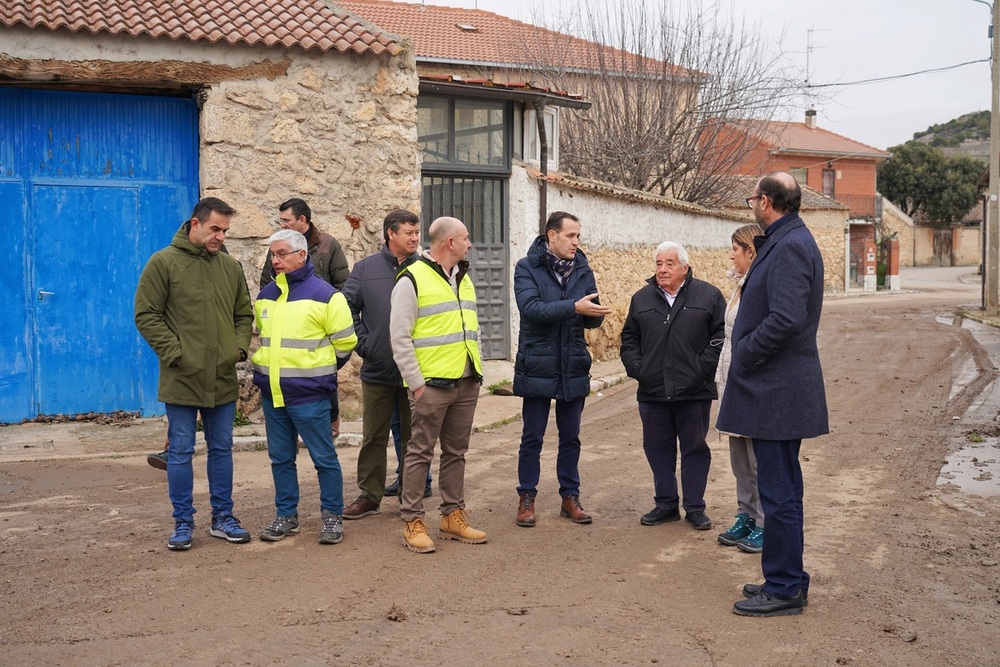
[
  {"xmin": 404, "ymin": 260, "xmax": 482, "ymax": 380},
  {"xmin": 251, "ymin": 273, "xmax": 357, "ymax": 407}
]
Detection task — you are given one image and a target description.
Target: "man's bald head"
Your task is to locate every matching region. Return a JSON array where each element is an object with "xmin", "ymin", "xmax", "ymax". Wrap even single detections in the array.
[
  {"xmin": 427, "ymin": 217, "xmax": 464, "ymax": 245},
  {"xmin": 756, "ymin": 172, "xmax": 801, "ymax": 216},
  {"xmin": 426, "ymin": 216, "xmax": 471, "ymax": 270}
]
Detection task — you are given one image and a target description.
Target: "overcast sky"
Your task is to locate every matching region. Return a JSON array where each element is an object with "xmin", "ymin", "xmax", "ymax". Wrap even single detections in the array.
[{"xmin": 424, "ymin": 0, "xmax": 992, "ymax": 150}]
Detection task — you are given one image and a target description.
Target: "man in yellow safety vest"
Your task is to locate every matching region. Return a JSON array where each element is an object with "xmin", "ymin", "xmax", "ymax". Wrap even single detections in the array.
[{"xmin": 390, "ymin": 217, "xmax": 485, "ymax": 554}]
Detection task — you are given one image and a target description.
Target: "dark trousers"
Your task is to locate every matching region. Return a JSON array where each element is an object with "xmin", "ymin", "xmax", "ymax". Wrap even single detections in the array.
[
  {"xmin": 516, "ymin": 396, "xmax": 585, "ymax": 498},
  {"xmin": 753, "ymin": 438, "xmax": 809, "ymax": 599},
  {"xmin": 637, "ymin": 400, "xmax": 711, "ymax": 512},
  {"xmin": 358, "ymin": 381, "xmax": 410, "ymax": 504}
]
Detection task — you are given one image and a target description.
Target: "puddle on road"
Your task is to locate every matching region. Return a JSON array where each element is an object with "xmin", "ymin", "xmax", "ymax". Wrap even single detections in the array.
[
  {"xmin": 936, "ymin": 314, "xmax": 955, "ymax": 327},
  {"xmin": 938, "ymin": 440, "xmax": 1000, "ymax": 496}
]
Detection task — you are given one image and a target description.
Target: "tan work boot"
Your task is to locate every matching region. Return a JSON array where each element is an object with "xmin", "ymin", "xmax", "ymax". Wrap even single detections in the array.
[
  {"xmin": 403, "ymin": 518, "xmax": 436, "ymax": 553},
  {"xmin": 440, "ymin": 508, "xmax": 488, "ymax": 544}
]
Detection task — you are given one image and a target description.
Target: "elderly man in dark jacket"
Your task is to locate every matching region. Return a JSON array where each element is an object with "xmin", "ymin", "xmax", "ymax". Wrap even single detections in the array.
[
  {"xmin": 513, "ymin": 211, "xmax": 611, "ymax": 527},
  {"xmin": 621, "ymin": 242, "xmax": 725, "ymax": 532},
  {"xmin": 719, "ymin": 172, "xmax": 828, "ymax": 618}
]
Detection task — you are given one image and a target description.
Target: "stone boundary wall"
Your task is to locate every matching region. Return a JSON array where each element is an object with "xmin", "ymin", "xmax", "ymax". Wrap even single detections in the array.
[
  {"xmin": 508, "ymin": 164, "xmax": 748, "ymax": 361},
  {"xmin": 199, "ymin": 51, "xmax": 422, "ymax": 291}
]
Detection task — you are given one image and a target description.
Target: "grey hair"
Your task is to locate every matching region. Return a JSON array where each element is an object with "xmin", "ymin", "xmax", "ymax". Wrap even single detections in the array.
[
  {"xmin": 654, "ymin": 241, "xmax": 689, "ymax": 265},
  {"xmin": 268, "ymin": 229, "xmax": 308, "ymax": 253}
]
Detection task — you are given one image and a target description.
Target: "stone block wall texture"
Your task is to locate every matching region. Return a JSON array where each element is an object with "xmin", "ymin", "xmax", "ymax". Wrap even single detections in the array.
[
  {"xmin": 197, "ymin": 49, "xmax": 422, "ymax": 417},
  {"xmin": 808, "ymin": 209, "xmax": 849, "ymax": 293},
  {"xmin": 508, "ymin": 163, "xmax": 757, "ymax": 361},
  {"xmin": 203, "ymin": 50, "xmax": 422, "ymax": 291}
]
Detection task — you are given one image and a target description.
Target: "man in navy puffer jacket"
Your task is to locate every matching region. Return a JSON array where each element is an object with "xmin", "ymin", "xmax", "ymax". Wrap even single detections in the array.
[{"xmin": 513, "ymin": 211, "xmax": 611, "ymax": 527}]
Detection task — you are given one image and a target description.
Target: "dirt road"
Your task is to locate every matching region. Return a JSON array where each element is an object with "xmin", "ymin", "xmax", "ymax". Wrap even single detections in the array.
[{"xmin": 2, "ymin": 269, "xmax": 999, "ymax": 666}]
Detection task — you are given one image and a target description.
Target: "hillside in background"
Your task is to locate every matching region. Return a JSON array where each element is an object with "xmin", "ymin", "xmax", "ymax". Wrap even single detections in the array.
[{"xmin": 912, "ymin": 110, "xmax": 989, "ymax": 161}]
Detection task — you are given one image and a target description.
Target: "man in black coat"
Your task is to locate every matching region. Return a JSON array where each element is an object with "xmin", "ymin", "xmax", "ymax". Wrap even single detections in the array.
[
  {"xmin": 719, "ymin": 172, "xmax": 828, "ymax": 617},
  {"xmin": 620, "ymin": 242, "xmax": 725, "ymax": 532},
  {"xmin": 513, "ymin": 211, "xmax": 610, "ymax": 527},
  {"xmin": 340, "ymin": 209, "xmax": 420, "ymax": 520}
]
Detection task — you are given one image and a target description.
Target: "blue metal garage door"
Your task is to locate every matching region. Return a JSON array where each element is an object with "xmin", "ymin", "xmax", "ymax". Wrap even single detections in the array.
[{"xmin": 0, "ymin": 89, "xmax": 199, "ymax": 422}]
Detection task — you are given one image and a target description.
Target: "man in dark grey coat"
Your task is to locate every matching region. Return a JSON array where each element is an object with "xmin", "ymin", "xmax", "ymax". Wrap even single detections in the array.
[
  {"xmin": 718, "ymin": 172, "xmax": 829, "ymax": 617},
  {"xmin": 621, "ymin": 242, "xmax": 725, "ymax": 532},
  {"xmin": 340, "ymin": 209, "xmax": 420, "ymax": 520},
  {"xmin": 512, "ymin": 211, "xmax": 610, "ymax": 527}
]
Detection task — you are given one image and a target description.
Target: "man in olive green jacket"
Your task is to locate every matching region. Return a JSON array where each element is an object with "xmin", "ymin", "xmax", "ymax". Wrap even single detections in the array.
[{"xmin": 135, "ymin": 197, "xmax": 254, "ymax": 551}]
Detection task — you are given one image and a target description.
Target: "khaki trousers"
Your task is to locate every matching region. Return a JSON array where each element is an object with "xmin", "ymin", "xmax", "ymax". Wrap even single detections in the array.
[{"xmin": 400, "ymin": 377, "xmax": 480, "ymax": 522}]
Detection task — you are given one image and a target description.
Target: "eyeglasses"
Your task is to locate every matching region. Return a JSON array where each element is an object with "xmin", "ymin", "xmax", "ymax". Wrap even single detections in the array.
[
  {"xmin": 272, "ymin": 249, "xmax": 303, "ymax": 260},
  {"xmin": 745, "ymin": 195, "xmax": 764, "ymax": 209}
]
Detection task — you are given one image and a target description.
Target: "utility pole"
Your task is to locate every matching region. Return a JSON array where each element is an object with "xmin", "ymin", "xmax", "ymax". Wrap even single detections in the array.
[{"xmin": 988, "ymin": 0, "xmax": 999, "ymax": 315}]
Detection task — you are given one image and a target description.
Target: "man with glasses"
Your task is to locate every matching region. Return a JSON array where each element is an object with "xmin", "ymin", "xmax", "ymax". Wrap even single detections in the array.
[
  {"xmin": 135, "ymin": 197, "xmax": 254, "ymax": 550},
  {"xmin": 260, "ymin": 198, "xmax": 349, "ymax": 290},
  {"xmin": 719, "ymin": 172, "xmax": 828, "ymax": 617},
  {"xmin": 146, "ymin": 197, "xmax": 350, "ymax": 470},
  {"xmin": 253, "ymin": 229, "xmax": 357, "ymax": 544}
]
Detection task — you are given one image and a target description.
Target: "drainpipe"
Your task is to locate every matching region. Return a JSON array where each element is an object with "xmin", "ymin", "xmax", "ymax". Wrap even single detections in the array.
[{"xmin": 534, "ymin": 99, "xmax": 548, "ymax": 237}]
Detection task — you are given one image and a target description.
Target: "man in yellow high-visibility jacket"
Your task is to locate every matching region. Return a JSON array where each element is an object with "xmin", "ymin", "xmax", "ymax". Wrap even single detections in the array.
[
  {"xmin": 390, "ymin": 217, "xmax": 485, "ymax": 554},
  {"xmin": 252, "ymin": 229, "xmax": 357, "ymax": 545}
]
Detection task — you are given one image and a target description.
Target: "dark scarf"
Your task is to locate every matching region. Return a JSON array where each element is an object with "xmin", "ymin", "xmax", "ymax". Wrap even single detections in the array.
[{"xmin": 543, "ymin": 244, "xmax": 575, "ymax": 285}]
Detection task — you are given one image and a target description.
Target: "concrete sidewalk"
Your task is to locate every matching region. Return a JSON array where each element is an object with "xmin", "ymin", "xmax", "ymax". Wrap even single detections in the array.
[{"xmin": 0, "ymin": 358, "xmax": 630, "ymax": 464}]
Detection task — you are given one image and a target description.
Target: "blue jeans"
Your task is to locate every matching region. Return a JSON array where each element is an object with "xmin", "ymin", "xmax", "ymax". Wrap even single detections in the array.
[
  {"xmin": 165, "ymin": 402, "xmax": 237, "ymax": 524},
  {"xmin": 516, "ymin": 396, "xmax": 585, "ymax": 498},
  {"xmin": 637, "ymin": 400, "xmax": 712, "ymax": 512},
  {"xmin": 263, "ymin": 397, "xmax": 344, "ymax": 516},
  {"xmin": 753, "ymin": 438, "xmax": 809, "ymax": 599},
  {"xmin": 392, "ymin": 396, "xmax": 431, "ymax": 483}
]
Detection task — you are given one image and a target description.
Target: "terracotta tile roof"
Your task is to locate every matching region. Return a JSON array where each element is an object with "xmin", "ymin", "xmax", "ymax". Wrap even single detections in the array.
[
  {"xmin": 339, "ymin": 0, "xmax": 689, "ymax": 76},
  {"xmin": 0, "ymin": 0, "xmax": 403, "ymax": 56},
  {"xmin": 754, "ymin": 120, "xmax": 890, "ymax": 159}
]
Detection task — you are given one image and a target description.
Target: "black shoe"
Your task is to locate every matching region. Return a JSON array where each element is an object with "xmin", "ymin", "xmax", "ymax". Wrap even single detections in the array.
[
  {"xmin": 640, "ymin": 507, "xmax": 681, "ymax": 526},
  {"xmin": 733, "ymin": 589, "xmax": 805, "ymax": 617},
  {"xmin": 385, "ymin": 476, "xmax": 400, "ymax": 496},
  {"xmin": 684, "ymin": 511, "xmax": 713, "ymax": 530},
  {"xmin": 147, "ymin": 450, "xmax": 168, "ymax": 471},
  {"xmin": 742, "ymin": 583, "xmax": 809, "ymax": 606}
]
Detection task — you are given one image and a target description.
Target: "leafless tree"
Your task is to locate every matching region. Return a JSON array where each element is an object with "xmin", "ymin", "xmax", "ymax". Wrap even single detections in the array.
[{"xmin": 514, "ymin": 0, "xmax": 806, "ymax": 206}]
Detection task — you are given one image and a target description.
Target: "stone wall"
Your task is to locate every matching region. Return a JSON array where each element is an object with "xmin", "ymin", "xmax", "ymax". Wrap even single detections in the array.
[
  {"xmin": 508, "ymin": 163, "xmax": 749, "ymax": 361},
  {"xmin": 203, "ymin": 51, "xmax": 422, "ymax": 290},
  {"xmin": 198, "ymin": 50, "xmax": 422, "ymax": 418},
  {"xmin": 810, "ymin": 209, "xmax": 850, "ymax": 293}
]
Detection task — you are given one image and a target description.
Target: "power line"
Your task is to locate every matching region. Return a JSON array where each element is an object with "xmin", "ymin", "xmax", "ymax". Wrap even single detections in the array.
[{"xmin": 806, "ymin": 58, "xmax": 991, "ymax": 88}]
